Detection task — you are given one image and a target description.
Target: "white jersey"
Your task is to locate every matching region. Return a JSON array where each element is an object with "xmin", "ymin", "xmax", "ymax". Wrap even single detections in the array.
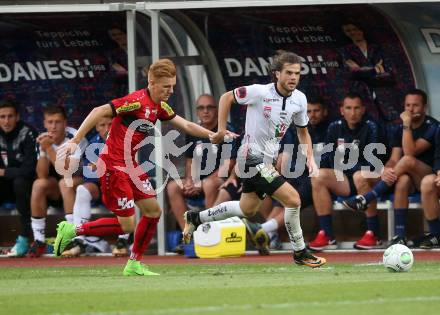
[
  {"xmin": 38, "ymin": 126, "xmax": 87, "ymax": 160},
  {"xmin": 233, "ymin": 83, "xmax": 308, "ymax": 164}
]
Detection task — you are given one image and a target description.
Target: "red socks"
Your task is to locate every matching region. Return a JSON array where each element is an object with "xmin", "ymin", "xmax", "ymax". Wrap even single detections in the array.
[
  {"xmin": 130, "ymin": 216, "xmax": 159, "ymax": 261},
  {"xmin": 76, "ymin": 216, "xmax": 159, "ymax": 261},
  {"xmin": 76, "ymin": 217, "xmax": 124, "ymax": 236}
]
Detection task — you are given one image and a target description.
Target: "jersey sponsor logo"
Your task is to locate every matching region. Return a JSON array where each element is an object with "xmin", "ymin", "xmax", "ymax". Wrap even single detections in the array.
[
  {"xmin": 117, "ymin": 197, "xmax": 134, "ymax": 210},
  {"xmin": 160, "ymin": 102, "xmax": 174, "ymax": 116},
  {"xmin": 263, "ymin": 98, "xmax": 279, "ymax": 103},
  {"xmin": 236, "ymin": 86, "xmax": 247, "ymax": 98},
  {"xmin": 263, "ymin": 106, "xmax": 272, "ymax": 119},
  {"xmin": 116, "ymin": 102, "xmax": 141, "ymax": 114}
]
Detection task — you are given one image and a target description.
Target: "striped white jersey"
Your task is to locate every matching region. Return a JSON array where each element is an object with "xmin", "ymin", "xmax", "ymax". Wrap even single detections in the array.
[{"xmin": 233, "ymin": 83, "xmax": 308, "ymax": 164}]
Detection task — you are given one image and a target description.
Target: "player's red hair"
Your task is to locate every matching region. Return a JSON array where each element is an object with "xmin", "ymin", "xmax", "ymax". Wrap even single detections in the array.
[{"xmin": 148, "ymin": 59, "xmax": 176, "ymax": 80}]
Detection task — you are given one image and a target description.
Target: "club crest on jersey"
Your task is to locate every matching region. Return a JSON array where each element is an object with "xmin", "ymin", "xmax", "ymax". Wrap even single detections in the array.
[
  {"xmin": 275, "ymin": 123, "xmax": 287, "ymax": 138},
  {"xmin": 144, "ymin": 108, "xmax": 157, "ymax": 118},
  {"xmin": 236, "ymin": 87, "xmax": 247, "ymax": 99},
  {"xmin": 116, "ymin": 101, "xmax": 141, "ymax": 114},
  {"xmin": 263, "ymin": 106, "xmax": 272, "ymax": 119},
  {"xmin": 160, "ymin": 102, "xmax": 174, "ymax": 116}
]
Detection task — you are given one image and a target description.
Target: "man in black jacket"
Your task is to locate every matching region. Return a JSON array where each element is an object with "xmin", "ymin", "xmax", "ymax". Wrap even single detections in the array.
[{"xmin": 0, "ymin": 99, "xmax": 38, "ymax": 257}]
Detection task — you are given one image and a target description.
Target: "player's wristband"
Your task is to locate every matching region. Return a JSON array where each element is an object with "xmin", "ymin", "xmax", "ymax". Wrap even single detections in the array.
[{"xmin": 402, "ymin": 125, "xmax": 410, "ymax": 130}]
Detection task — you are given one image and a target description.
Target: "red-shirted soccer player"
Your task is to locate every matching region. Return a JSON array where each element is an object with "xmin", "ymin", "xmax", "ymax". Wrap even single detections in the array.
[{"xmin": 54, "ymin": 59, "xmax": 232, "ymax": 276}]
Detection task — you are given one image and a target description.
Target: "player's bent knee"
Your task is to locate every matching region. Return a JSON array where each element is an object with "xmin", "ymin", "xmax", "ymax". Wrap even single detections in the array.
[
  {"xmin": 399, "ymin": 155, "xmax": 416, "ymax": 169},
  {"xmin": 242, "ymin": 209, "xmax": 257, "ymax": 218},
  {"xmin": 32, "ymin": 179, "xmax": 51, "ymax": 195},
  {"xmin": 421, "ymin": 175, "xmax": 436, "ymax": 193},
  {"xmin": 353, "ymin": 172, "xmax": 367, "ymax": 186},
  {"xmin": 150, "ymin": 208, "xmax": 162, "ymax": 218},
  {"xmin": 282, "ymin": 197, "xmax": 300, "ymax": 209},
  {"xmin": 396, "ymin": 174, "xmax": 411, "ymax": 188},
  {"xmin": 311, "ymin": 173, "xmax": 327, "ymax": 187},
  {"xmin": 166, "ymin": 180, "xmax": 181, "ymax": 195},
  {"xmin": 239, "ymin": 202, "xmax": 256, "ymax": 217}
]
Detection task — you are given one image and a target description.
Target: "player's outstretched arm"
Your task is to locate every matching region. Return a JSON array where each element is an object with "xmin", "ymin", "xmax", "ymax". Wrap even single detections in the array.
[
  {"xmin": 210, "ymin": 91, "xmax": 237, "ymax": 144},
  {"xmin": 169, "ymin": 115, "xmax": 238, "ymax": 142},
  {"xmin": 168, "ymin": 115, "xmax": 213, "ymax": 139},
  {"xmin": 57, "ymin": 104, "xmax": 113, "ymax": 162},
  {"xmin": 72, "ymin": 104, "xmax": 113, "ymax": 144}
]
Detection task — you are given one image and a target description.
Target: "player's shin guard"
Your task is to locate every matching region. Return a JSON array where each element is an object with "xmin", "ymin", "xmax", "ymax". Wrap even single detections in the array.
[
  {"xmin": 130, "ymin": 216, "xmax": 159, "ymax": 261},
  {"xmin": 284, "ymin": 207, "xmax": 305, "ymax": 251},
  {"xmin": 199, "ymin": 201, "xmax": 245, "ymax": 223}
]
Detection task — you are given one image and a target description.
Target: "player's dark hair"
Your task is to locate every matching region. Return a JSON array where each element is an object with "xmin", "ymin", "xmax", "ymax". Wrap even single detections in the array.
[
  {"xmin": 341, "ymin": 92, "xmax": 363, "ymax": 106},
  {"xmin": 269, "ymin": 50, "xmax": 302, "ymax": 82},
  {"xmin": 341, "ymin": 20, "xmax": 364, "ymax": 32},
  {"xmin": 405, "ymin": 88, "xmax": 427, "ymax": 105},
  {"xmin": 307, "ymin": 96, "xmax": 327, "ymax": 109},
  {"xmin": 43, "ymin": 105, "xmax": 67, "ymax": 119},
  {"xmin": 0, "ymin": 98, "xmax": 20, "ymax": 114}
]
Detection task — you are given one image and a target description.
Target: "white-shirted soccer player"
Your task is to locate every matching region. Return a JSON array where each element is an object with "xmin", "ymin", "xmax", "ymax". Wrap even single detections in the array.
[{"xmin": 183, "ymin": 51, "xmax": 326, "ymax": 267}]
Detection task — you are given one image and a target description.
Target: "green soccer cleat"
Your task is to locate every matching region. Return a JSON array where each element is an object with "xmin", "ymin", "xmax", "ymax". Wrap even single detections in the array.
[
  {"xmin": 123, "ymin": 259, "xmax": 160, "ymax": 276},
  {"xmin": 53, "ymin": 221, "xmax": 77, "ymax": 257}
]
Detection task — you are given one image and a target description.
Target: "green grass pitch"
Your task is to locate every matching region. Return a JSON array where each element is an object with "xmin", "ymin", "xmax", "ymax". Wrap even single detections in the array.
[{"xmin": 1, "ymin": 262, "xmax": 440, "ymax": 315}]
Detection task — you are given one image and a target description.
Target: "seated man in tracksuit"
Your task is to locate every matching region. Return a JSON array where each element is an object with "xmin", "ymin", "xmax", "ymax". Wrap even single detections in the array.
[
  {"xmin": 344, "ymin": 88, "xmax": 438, "ymax": 247},
  {"xmin": 309, "ymin": 92, "xmax": 387, "ymax": 250}
]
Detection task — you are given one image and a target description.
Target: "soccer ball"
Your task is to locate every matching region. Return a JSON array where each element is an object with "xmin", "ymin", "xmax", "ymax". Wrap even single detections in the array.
[{"xmin": 383, "ymin": 244, "xmax": 414, "ymax": 272}]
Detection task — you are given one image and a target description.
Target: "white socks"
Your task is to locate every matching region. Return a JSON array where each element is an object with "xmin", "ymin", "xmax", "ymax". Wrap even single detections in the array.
[
  {"xmin": 31, "ymin": 217, "xmax": 46, "ymax": 243},
  {"xmin": 199, "ymin": 201, "xmax": 245, "ymax": 223},
  {"xmin": 73, "ymin": 184, "xmax": 100, "ymax": 242},
  {"xmin": 65, "ymin": 214, "xmax": 74, "ymax": 223},
  {"xmin": 284, "ymin": 207, "xmax": 305, "ymax": 251},
  {"xmin": 73, "ymin": 185, "xmax": 92, "ymax": 225},
  {"xmin": 261, "ymin": 218, "xmax": 278, "ymax": 234}
]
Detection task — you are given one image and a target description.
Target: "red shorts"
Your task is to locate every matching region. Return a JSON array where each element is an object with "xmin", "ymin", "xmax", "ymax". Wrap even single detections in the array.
[{"xmin": 100, "ymin": 170, "xmax": 156, "ymax": 217}]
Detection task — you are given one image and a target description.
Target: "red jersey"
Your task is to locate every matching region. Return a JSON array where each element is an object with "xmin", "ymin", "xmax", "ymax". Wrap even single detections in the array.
[{"xmin": 100, "ymin": 88, "xmax": 176, "ymax": 171}]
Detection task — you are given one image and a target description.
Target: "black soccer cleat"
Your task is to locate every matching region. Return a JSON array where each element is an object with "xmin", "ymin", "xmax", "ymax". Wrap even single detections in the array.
[
  {"xmin": 342, "ymin": 195, "xmax": 368, "ymax": 211},
  {"xmin": 419, "ymin": 234, "xmax": 440, "ymax": 249},
  {"xmin": 294, "ymin": 248, "xmax": 326, "ymax": 268},
  {"xmin": 182, "ymin": 210, "xmax": 201, "ymax": 244},
  {"xmin": 388, "ymin": 235, "xmax": 408, "ymax": 247}
]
